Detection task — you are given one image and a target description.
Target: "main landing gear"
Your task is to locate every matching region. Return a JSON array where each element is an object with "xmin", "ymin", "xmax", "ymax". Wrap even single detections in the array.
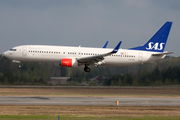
[{"xmin": 84, "ymin": 66, "xmax": 90, "ymax": 72}]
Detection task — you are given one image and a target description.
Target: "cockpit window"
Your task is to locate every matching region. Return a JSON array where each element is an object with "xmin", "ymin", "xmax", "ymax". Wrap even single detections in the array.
[{"xmin": 10, "ymin": 49, "xmax": 17, "ymax": 51}]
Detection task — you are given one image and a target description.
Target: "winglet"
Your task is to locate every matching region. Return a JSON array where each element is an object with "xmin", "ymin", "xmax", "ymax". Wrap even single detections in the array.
[
  {"xmin": 102, "ymin": 41, "xmax": 109, "ymax": 48},
  {"xmin": 111, "ymin": 41, "xmax": 122, "ymax": 53}
]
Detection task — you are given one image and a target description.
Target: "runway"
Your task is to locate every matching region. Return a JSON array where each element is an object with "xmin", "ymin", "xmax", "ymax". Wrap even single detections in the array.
[{"xmin": 0, "ymin": 96, "xmax": 180, "ymax": 106}]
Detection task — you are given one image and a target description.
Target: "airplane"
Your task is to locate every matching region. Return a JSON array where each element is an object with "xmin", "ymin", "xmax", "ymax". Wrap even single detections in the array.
[{"xmin": 3, "ymin": 21, "xmax": 173, "ymax": 72}]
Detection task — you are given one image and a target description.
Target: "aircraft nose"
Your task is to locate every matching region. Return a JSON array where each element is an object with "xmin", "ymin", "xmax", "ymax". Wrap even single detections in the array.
[{"xmin": 2, "ymin": 51, "xmax": 9, "ymax": 58}]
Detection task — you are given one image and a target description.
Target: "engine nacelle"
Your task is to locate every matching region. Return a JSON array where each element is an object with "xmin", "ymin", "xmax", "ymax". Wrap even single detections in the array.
[{"xmin": 59, "ymin": 58, "xmax": 78, "ymax": 67}]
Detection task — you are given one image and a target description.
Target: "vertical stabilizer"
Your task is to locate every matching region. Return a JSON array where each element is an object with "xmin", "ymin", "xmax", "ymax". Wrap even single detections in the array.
[{"xmin": 129, "ymin": 22, "xmax": 172, "ymax": 52}]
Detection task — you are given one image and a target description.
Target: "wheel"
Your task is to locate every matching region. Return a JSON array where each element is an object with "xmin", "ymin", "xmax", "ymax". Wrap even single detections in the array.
[{"xmin": 84, "ymin": 66, "xmax": 90, "ymax": 72}]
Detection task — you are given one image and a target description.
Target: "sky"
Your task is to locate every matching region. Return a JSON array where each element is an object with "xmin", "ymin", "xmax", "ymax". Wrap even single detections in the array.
[{"xmin": 0, "ymin": 0, "xmax": 180, "ymax": 56}]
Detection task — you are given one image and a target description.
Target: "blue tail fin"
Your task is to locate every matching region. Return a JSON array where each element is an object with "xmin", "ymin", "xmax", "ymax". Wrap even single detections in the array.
[{"xmin": 129, "ymin": 21, "xmax": 172, "ymax": 52}]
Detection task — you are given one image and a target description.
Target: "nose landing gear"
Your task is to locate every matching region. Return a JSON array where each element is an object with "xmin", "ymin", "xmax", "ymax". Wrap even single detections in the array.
[{"xmin": 84, "ymin": 66, "xmax": 90, "ymax": 72}]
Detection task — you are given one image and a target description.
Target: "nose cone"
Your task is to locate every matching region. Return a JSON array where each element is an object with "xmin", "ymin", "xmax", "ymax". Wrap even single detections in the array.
[{"xmin": 2, "ymin": 51, "xmax": 9, "ymax": 58}]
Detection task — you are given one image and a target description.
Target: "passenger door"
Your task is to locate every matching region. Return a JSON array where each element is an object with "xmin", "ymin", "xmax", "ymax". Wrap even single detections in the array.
[
  {"xmin": 138, "ymin": 52, "xmax": 143, "ymax": 62},
  {"xmin": 22, "ymin": 47, "xmax": 27, "ymax": 56}
]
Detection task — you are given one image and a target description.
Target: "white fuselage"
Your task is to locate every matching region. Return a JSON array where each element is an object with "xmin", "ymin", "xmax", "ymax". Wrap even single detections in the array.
[{"xmin": 3, "ymin": 45, "xmax": 165, "ymax": 66}]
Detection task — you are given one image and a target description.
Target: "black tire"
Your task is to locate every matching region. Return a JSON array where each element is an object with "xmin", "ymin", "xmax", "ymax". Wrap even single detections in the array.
[{"xmin": 84, "ymin": 66, "xmax": 90, "ymax": 72}]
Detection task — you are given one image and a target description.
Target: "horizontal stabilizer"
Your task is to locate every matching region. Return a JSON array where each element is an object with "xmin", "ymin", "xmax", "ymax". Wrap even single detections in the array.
[{"xmin": 152, "ymin": 52, "xmax": 174, "ymax": 56}]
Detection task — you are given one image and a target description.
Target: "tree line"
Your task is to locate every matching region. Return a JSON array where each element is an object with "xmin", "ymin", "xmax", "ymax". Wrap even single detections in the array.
[
  {"xmin": 0, "ymin": 55, "xmax": 180, "ymax": 86},
  {"xmin": 105, "ymin": 65, "xmax": 180, "ymax": 86}
]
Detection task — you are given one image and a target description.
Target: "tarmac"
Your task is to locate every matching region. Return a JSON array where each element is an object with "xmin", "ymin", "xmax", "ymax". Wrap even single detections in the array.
[{"xmin": 0, "ymin": 96, "xmax": 180, "ymax": 106}]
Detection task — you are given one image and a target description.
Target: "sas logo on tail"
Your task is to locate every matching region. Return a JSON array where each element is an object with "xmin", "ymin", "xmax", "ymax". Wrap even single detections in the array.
[{"xmin": 146, "ymin": 42, "xmax": 165, "ymax": 50}]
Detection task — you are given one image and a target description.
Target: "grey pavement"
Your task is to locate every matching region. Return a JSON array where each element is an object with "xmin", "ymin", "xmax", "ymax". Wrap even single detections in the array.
[{"xmin": 0, "ymin": 96, "xmax": 180, "ymax": 106}]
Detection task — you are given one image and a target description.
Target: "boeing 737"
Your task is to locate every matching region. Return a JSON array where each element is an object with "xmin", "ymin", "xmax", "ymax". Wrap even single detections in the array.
[{"xmin": 3, "ymin": 22, "xmax": 173, "ymax": 72}]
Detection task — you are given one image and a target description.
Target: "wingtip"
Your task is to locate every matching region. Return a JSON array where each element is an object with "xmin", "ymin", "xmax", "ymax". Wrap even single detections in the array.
[
  {"xmin": 102, "ymin": 41, "xmax": 109, "ymax": 48},
  {"xmin": 111, "ymin": 41, "xmax": 122, "ymax": 53}
]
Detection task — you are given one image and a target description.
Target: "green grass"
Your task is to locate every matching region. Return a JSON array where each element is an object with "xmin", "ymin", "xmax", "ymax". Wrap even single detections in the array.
[
  {"xmin": 0, "ymin": 115, "xmax": 54, "ymax": 120},
  {"xmin": 0, "ymin": 115, "xmax": 180, "ymax": 120}
]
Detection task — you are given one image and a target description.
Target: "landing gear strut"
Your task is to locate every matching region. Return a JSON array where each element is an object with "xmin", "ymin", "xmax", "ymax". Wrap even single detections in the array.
[{"xmin": 84, "ymin": 66, "xmax": 90, "ymax": 72}]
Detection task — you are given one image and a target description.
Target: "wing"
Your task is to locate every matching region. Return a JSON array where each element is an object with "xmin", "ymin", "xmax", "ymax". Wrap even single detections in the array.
[{"xmin": 77, "ymin": 41, "xmax": 122, "ymax": 66}]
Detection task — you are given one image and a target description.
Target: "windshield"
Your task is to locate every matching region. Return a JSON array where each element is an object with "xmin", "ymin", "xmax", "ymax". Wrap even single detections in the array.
[{"xmin": 9, "ymin": 49, "xmax": 17, "ymax": 51}]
